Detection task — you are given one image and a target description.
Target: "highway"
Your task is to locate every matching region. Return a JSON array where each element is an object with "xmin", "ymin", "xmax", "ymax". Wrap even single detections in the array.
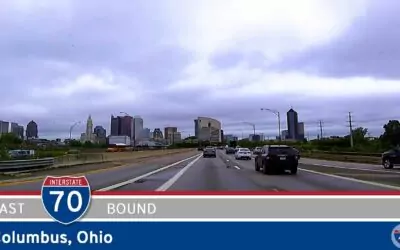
[{"xmin": 1, "ymin": 149, "xmax": 399, "ymax": 191}]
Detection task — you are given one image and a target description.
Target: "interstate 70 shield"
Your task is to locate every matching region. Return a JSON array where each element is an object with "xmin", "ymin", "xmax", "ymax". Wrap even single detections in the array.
[{"xmin": 41, "ymin": 176, "xmax": 91, "ymax": 225}]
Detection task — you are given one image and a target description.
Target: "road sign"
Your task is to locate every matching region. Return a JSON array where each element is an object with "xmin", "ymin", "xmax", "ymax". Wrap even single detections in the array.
[
  {"xmin": 392, "ymin": 225, "xmax": 400, "ymax": 248},
  {"xmin": 41, "ymin": 176, "xmax": 91, "ymax": 225}
]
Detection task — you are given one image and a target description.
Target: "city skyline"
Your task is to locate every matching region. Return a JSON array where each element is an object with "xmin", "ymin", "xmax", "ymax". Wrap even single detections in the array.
[
  {"xmin": 1, "ymin": 1, "xmax": 399, "ymax": 139},
  {"xmin": 1, "ymin": 107, "xmax": 385, "ymax": 141}
]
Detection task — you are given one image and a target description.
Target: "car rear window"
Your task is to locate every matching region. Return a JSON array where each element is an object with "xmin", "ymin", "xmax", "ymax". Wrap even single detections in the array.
[
  {"xmin": 268, "ymin": 147, "xmax": 295, "ymax": 155},
  {"xmin": 240, "ymin": 149, "xmax": 250, "ymax": 152}
]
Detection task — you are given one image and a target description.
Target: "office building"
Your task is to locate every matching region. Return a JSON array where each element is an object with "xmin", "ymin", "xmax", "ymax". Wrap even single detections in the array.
[
  {"xmin": 9, "ymin": 122, "xmax": 23, "ymax": 139},
  {"xmin": 164, "ymin": 127, "xmax": 178, "ymax": 144},
  {"xmin": 249, "ymin": 134, "xmax": 261, "ymax": 142},
  {"xmin": 287, "ymin": 108, "xmax": 299, "ymax": 140},
  {"xmin": 141, "ymin": 128, "xmax": 151, "ymax": 140},
  {"xmin": 220, "ymin": 130, "xmax": 224, "ymax": 143},
  {"xmin": 26, "ymin": 120, "xmax": 38, "ymax": 139},
  {"xmin": 0, "ymin": 121, "xmax": 9, "ymax": 134},
  {"xmin": 85, "ymin": 115, "xmax": 94, "ymax": 142},
  {"xmin": 153, "ymin": 128, "xmax": 163, "ymax": 141},
  {"xmin": 94, "ymin": 125, "xmax": 106, "ymax": 143},
  {"xmin": 281, "ymin": 130, "xmax": 289, "ymax": 140},
  {"xmin": 110, "ymin": 115, "xmax": 133, "ymax": 139},
  {"xmin": 194, "ymin": 117, "xmax": 222, "ymax": 143},
  {"xmin": 133, "ymin": 116, "xmax": 144, "ymax": 142},
  {"xmin": 297, "ymin": 122, "xmax": 305, "ymax": 141},
  {"xmin": 172, "ymin": 132, "xmax": 182, "ymax": 143}
]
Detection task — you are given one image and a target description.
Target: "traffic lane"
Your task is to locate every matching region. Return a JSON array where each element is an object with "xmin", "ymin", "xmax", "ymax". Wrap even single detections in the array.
[
  {"xmin": 221, "ymin": 153, "xmax": 396, "ymax": 191},
  {"xmin": 0, "ymin": 151, "xmax": 199, "ymax": 191},
  {"xmin": 109, "ymin": 156, "xmax": 199, "ymax": 191},
  {"xmin": 299, "ymin": 164, "xmax": 400, "ymax": 188},
  {"xmin": 167, "ymin": 155, "xmax": 274, "ymax": 191},
  {"xmin": 299, "ymin": 157, "xmax": 386, "ymax": 171}
]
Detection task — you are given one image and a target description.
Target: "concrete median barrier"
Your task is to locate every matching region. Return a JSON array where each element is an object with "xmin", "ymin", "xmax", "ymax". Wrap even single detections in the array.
[
  {"xmin": 54, "ymin": 148, "xmax": 194, "ymax": 167},
  {"xmin": 0, "ymin": 149, "xmax": 195, "ymax": 177}
]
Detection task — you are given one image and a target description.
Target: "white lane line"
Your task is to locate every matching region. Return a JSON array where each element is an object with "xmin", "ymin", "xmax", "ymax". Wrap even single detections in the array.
[
  {"xmin": 305, "ymin": 163, "xmax": 400, "ymax": 174},
  {"xmin": 299, "ymin": 168, "xmax": 400, "ymax": 190},
  {"xmin": 98, "ymin": 153, "xmax": 201, "ymax": 191},
  {"xmin": 234, "ymin": 166, "xmax": 240, "ymax": 170},
  {"xmin": 156, "ymin": 154, "xmax": 203, "ymax": 191}
]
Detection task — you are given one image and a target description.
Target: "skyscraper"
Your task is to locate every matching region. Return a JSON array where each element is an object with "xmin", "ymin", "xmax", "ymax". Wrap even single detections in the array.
[
  {"xmin": 153, "ymin": 128, "xmax": 163, "ymax": 141},
  {"xmin": 195, "ymin": 117, "xmax": 222, "ymax": 143},
  {"xmin": 286, "ymin": 108, "xmax": 299, "ymax": 140},
  {"xmin": 26, "ymin": 120, "xmax": 38, "ymax": 139},
  {"xmin": 85, "ymin": 115, "xmax": 93, "ymax": 142},
  {"xmin": 164, "ymin": 127, "xmax": 178, "ymax": 144},
  {"xmin": 133, "ymin": 116, "xmax": 144, "ymax": 142},
  {"xmin": 110, "ymin": 115, "xmax": 133, "ymax": 139}
]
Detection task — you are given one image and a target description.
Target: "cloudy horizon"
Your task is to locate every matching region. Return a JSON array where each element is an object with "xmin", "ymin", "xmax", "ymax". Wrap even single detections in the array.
[{"xmin": 1, "ymin": 0, "xmax": 399, "ymax": 140}]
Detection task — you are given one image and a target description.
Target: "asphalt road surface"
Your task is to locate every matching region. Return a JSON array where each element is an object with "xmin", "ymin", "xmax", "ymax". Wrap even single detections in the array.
[{"xmin": 1, "ymin": 150, "xmax": 399, "ymax": 191}]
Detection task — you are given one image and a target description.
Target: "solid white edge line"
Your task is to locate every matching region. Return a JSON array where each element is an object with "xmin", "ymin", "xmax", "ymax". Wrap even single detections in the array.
[
  {"xmin": 2, "ymin": 195, "xmax": 400, "ymax": 199},
  {"xmin": 156, "ymin": 154, "xmax": 203, "ymax": 191},
  {"xmin": 1, "ymin": 218, "xmax": 400, "ymax": 222},
  {"xmin": 97, "ymin": 153, "xmax": 202, "ymax": 191},
  {"xmin": 299, "ymin": 168, "xmax": 400, "ymax": 190},
  {"xmin": 306, "ymin": 163, "xmax": 400, "ymax": 174}
]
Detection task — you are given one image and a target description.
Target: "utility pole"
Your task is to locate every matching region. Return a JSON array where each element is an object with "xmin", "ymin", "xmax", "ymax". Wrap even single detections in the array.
[
  {"xmin": 319, "ymin": 120, "xmax": 323, "ymax": 139},
  {"xmin": 348, "ymin": 112, "xmax": 354, "ymax": 148}
]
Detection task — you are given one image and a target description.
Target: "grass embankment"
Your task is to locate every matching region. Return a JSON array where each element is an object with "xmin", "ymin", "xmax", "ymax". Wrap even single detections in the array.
[
  {"xmin": 301, "ymin": 151, "xmax": 381, "ymax": 165},
  {"xmin": 54, "ymin": 148, "xmax": 195, "ymax": 166}
]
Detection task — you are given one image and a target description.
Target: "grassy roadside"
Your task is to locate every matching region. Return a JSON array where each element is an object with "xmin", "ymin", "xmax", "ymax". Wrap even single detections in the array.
[
  {"xmin": 301, "ymin": 152, "xmax": 381, "ymax": 165},
  {"xmin": 0, "ymin": 149, "xmax": 195, "ymax": 179}
]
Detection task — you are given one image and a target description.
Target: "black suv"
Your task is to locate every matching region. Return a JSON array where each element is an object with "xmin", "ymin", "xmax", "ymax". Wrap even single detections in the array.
[
  {"xmin": 381, "ymin": 148, "xmax": 400, "ymax": 169},
  {"xmin": 254, "ymin": 145, "xmax": 299, "ymax": 175}
]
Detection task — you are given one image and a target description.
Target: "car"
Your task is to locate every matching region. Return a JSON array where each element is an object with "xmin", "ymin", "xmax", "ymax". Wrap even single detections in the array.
[
  {"xmin": 197, "ymin": 147, "xmax": 203, "ymax": 151},
  {"xmin": 381, "ymin": 148, "xmax": 400, "ymax": 169},
  {"xmin": 235, "ymin": 148, "xmax": 252, "ymax": 160},
  {"xmin": 203, "ymin": 146, "xmax": 217, "ymax": 157},
  {"xmin": 253, "ymin": 147, "xmax": 262, "ymax": 155},
  {"xmin": 254, "ymin": 145, "xmax": 299, "ymax": 175},
  {"xmin": 225, "ymin": 147, "xmax": 235, "ymax": 154}
]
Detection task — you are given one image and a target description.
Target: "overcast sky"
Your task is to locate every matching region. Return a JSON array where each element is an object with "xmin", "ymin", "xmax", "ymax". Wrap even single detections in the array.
[{"xmin": 1, "ymin": 0, "xmax": 399, "ymax": 139}]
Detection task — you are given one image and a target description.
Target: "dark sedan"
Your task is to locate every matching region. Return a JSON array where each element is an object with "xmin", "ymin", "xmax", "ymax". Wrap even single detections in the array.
[
  {"xmin": 203, "ymin": 146, "xmax": 217, "ymax": 157},
  {"xmin": 225, "ymin": 147, "xmax": 235, "ymax": 154},
  {"xmin": 382, "ymin": 148, "xmax": 400, "ymax": 169}
]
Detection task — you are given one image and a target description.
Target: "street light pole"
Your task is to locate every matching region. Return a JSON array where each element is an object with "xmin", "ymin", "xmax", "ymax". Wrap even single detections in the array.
[
  {"xmin": 243, "ymin": 122, "xmax": 256, "ymax": 139},
  {"xmin": 261, "ymin": 108, "xmax": 281, "ymax": 141},
  {"xmin": 69, "ymin": 121, "xmax": 81, "ymax": 140}
]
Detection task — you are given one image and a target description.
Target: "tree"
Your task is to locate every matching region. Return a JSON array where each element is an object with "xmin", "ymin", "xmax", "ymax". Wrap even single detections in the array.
[
  {"xmin": 351, "ymin": 127, "xmax": 368, "ymax": 144},
  {"xmin": 381, "ymin": 120, "xmax": 400, "ymax": 147},
  {"xmin": 0, "ymin": 133, "xmax": 22, "ymax": 146}
]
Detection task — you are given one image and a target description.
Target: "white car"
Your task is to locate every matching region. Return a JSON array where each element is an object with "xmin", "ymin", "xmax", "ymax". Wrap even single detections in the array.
[{"xmin": 235, "ymin": 148, "xmax": 252, "ymax": 160}]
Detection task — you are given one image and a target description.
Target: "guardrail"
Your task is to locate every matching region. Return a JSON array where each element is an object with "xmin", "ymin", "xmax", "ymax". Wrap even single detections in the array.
[{"xmin": 0, "ymin": 158, "xmax": 55, "ymax": 172}]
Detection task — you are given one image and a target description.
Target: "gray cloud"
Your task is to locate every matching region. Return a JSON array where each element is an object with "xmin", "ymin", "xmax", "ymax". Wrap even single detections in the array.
[
  {"xmin": 271, "ymin": 0, "xmax": 400, "ymax": 80},
  {"xmin": 0, "ymin": 0, "xmax": 399, "ymax": 140}
]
